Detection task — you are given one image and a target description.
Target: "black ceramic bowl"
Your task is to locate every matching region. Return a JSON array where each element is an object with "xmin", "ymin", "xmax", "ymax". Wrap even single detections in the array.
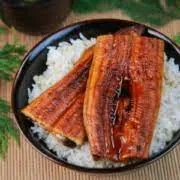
[{"xmin": 12, "ymin": 19, "xmax": 180, "ymax": 173}]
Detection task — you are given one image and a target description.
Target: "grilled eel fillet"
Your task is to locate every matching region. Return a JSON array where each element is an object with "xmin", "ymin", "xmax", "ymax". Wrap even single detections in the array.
[
  {"xmin": 118, "ymin": 37, "xmax": 164, "ymax": 161},
  {"xmin": 84, "ymin": 35, "xmax": 164, "ymax": 161},
  {"xmin": 84, "ymin": 34, "xmax": 130, "ymax": 160},
  {"xmin": 22, "ymin": 47, "xmax": 94, "ymax": 145}
]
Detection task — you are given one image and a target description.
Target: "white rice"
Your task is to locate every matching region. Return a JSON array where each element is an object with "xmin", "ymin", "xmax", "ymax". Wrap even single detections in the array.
[
  {"xmin": 28, "ymin": 34, "xmax": 180, "ymax": 168},
  {"xmin": 150, "ymin": 56, "xmax": 180, "ymax": 154},
  {"xmin": 28, "ymin": 33, "xmax": 96, "ymax": 102}
]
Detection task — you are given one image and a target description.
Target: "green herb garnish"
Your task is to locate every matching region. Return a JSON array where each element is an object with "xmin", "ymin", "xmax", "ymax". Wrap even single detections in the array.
[
  {"xmin": 0, "ymin": 28, "xmax": 26, "ymax": 159},
  {"xmin": 73, "ymin": 0, "xmax": 180, "ymax": 26},
  {"xmin": 0, "ymin": 43, "xmax": 26, "ymax": 80},
  {"xmin": 0, "ymin": 99, "xmax": 20, "ymax": 159}
]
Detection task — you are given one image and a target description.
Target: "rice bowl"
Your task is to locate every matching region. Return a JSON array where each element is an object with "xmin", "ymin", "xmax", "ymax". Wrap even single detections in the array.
[{"xmin": 12, "ymin": 19, "xmax": 180, "ymax": 173}]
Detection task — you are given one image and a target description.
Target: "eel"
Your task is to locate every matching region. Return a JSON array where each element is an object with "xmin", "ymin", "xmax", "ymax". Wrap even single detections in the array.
[
  {"xmin": 22, "ymin": 47, "xmax": 93, "ymax": 145},
  {"xmin": 84, "ymin": 34, "xmax": 133, "ymax": 160},
  {"xmin": 118, "ymin": 37, "xmax": 164, "ymax": 161},
  {"xmin": 84, "ymin": 34, "xmax": 164, "ymax": 161}
]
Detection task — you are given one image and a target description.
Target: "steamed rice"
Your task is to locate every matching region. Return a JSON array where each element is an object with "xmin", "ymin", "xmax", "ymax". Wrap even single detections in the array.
[{"xmin": 28, "ymin": 34, "xmax": 180, "ymax": 168}]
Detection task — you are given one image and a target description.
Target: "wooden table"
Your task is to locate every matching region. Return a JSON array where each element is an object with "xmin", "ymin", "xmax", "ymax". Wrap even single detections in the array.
[{"xmin": 0, "ymin": 10, "xmax": 180, "ymax": 180}]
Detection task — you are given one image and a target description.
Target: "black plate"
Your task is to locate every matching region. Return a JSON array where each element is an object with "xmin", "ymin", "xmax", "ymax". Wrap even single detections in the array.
[{"xmin": 12, "ymin": 19, "xmax": 180, "ymax": 173}]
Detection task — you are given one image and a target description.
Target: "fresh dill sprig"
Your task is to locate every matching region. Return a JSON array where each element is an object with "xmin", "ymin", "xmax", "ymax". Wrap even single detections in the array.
[
  {"xmin": 0, "ymin": 99, "xmax": 20, "ymax": 159},
  {"xmin": 0, "ymin": 43, "xmax": 26, "ymax": 80},
  {"xmin": 0, "ymin": 28, "xmax": 26, "ymax": 159}
]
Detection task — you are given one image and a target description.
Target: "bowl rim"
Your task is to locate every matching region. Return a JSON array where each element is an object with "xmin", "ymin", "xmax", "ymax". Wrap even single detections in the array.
[{"xmin": 11, "ymin": 18, "xmax": 180, "ymax": 174}]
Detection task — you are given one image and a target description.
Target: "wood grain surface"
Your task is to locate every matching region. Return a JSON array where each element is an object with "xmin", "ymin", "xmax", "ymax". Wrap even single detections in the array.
[{"xmin": 0, "ymin": 10, "xmax": 180, "ymax": 180}]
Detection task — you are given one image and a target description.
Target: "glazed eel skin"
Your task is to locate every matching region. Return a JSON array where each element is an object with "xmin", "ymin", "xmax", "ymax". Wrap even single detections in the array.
[
  {"xmin": 118, "ymin": 37, "xmax": 164, "ymax": 161},
  {"xmin": 84, "ymin": 34, "xmax": 164, "ymax": 161},
  {"xmin": 22, "ymin": 47, "xmax": 93, "ymax": 145}
]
